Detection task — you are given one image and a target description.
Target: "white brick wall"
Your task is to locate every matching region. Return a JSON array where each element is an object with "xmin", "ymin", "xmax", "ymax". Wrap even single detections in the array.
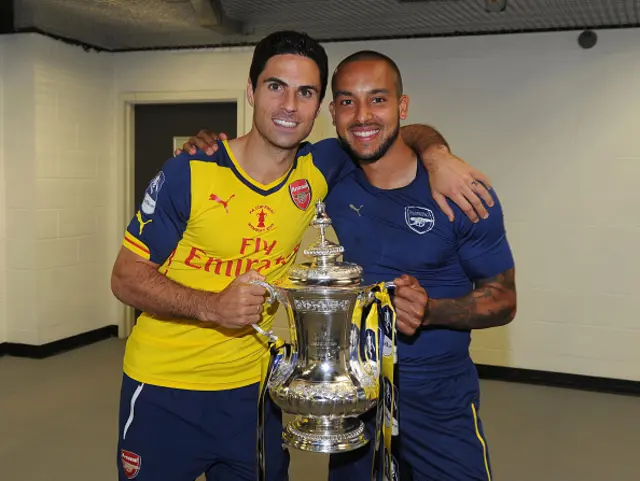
[
  {"xmin": 0, "ymin": 38, "xmax": 6, "ymax": 344},
  {"xmin": 1, "ymin": 34, "xmax": 115, "ymax": 345},
  {"xmin": 2, "ymin": 35, "xmax": 37, "ymax": 344},
  {"xmin": 115, "ymin": 29, "xmax": 640, "ymax": 381},
  {"xmin": 1, "ymin": 28, "xmax": 638, "ymax": 381}
]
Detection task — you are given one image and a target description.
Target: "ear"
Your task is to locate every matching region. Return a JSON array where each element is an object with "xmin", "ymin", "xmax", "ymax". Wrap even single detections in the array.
[
  {"xmin": 247, "ymin": 78, "xmax": 255, "ymax": 108},
  {"xmin": 329, "ymin": 101, "xmax": 336, "ymax": 126},
  {"xmin": 398, "ymin": 94, "xmax": 410, "ymax": 121}
]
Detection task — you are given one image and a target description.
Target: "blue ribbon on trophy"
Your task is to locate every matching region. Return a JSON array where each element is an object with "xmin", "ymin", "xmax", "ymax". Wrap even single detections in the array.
[{"xmin": 370, "ymin": 284, "xmax": 399, "ymax": 481}]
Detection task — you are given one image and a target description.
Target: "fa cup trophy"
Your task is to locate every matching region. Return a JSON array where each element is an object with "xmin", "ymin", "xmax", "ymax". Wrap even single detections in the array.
[{"xmin": 254, "ymin": 201, "xmax": 389, "ymax": 454}]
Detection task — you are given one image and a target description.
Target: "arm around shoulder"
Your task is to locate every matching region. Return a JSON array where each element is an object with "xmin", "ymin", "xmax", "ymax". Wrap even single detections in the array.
[
  {"xmin": 401, "ymin": 123, "xmax": 495, "ymax": 223},
  {"xmin": 400, "ymin": 123, "xmax": 450, "ymax": 153}
]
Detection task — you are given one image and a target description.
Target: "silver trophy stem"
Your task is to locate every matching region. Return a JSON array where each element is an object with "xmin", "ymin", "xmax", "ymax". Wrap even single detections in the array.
[{"xmin": 283, "ymin": 416, "xmax": 367, "ymax": 453}]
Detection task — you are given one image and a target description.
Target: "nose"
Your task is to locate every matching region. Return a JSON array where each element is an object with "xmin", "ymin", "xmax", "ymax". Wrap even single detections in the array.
[
  {"xmin": 355, "ymin": 103, "xmax": 373, "ymax": 124},
  {"xmin": 281, "ymin": 89, "xmax": 298, "ymax": 113}
]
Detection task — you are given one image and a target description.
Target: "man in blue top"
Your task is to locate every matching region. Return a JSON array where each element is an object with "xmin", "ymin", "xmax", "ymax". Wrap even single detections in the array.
[
  {"xmin": 323, "ymin": 50, "xmax": 517, "ymax": 481},
  {"xmin": 180, "ymin": 48, "xmax": 516, "ymax": 481}
]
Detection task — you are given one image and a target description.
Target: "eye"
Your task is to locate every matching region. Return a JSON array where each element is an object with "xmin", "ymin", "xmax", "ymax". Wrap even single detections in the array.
[
  {"xmin": 268, "ymin": 83, "xmax": 282, "ymax": 92},
  {"xmin": 299, "ymin": 88, "xmax": 314, "ymax": 98},
  {"xmin": 339, "ymin": 99, "xmax": 352, "ymax": 106},
  {"xmin": 372, "ymin": 97, "xmax": 385, "ymax": 103}
]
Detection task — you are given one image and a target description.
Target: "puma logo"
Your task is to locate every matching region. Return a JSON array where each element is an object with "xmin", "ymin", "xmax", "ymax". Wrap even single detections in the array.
[
  {"xmin": 136, "ymin": 210, "xmax": 152, "ymax": 235},
  {"xmin": 350, "ymin": 204, "xmax": 363, "ymax": 216},
  {"xmin": 209, "ymin": 193, "xmax": 235, "ymax": 213}
]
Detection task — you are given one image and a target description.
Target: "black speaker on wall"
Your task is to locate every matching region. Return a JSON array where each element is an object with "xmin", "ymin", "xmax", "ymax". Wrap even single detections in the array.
[
  {"xmin": 0, "ymin": 0, "xmax": 15, "ymax": 34},
  {"xmin": 578, "ymin": 30, "xmax": 598, "ymax": 49}
]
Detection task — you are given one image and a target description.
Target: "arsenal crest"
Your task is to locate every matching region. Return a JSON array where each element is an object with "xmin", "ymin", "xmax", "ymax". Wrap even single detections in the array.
[
  {"xmin": 121, "ymin": 449, "xmax": 141, "ymax": 479},
  {"xmin": 404, "ymin": 206, "xmax": 435, "ymax": 235},
  {"xmin": 289, "ymin": 179, "xmax": 312, "ymax": 211}
]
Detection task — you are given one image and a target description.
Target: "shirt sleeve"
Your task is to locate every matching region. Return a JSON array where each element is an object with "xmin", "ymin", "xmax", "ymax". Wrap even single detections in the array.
[
  {"xmin": 454, "ymin": 188, "xmax": 515, "ymax": 281},
  {"xmin": 301, "ymin": 138, "xmax": 356, "ymax": 191},
  {"xmin": 122, "ymin": 154, "xmax": 191, "ymax": 265}
]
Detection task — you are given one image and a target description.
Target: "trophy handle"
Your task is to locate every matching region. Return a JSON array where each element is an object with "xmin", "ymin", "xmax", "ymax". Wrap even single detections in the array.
[
  {"xmin": 248, "ymin": 280, "xmax": 285, "ymax": 344},
  {"xmin": 249, "ymin": 280, "xmax": 279, "ymax": 305}
]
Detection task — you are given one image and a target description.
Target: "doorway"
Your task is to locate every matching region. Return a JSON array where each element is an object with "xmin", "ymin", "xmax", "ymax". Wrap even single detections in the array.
[
  {"xmin": 132, "ymin": 101, "xmax": 238, "ymax": 321},
  {"xmin": 134, "ymin": 102, "xmax": 237, "ymax": 206}
]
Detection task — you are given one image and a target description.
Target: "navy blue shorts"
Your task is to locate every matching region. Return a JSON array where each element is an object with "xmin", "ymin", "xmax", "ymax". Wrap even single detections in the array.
[
  {"xmin": 329, "ymin": 362, "xmax": 492, "ymax": 481},
  {"xmin": 117, "ymin": 374, "xmax": 289, "ymax": 481}
]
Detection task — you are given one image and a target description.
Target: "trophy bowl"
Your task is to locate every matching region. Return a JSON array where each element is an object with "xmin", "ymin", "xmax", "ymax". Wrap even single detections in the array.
[{"xmin": 256, "ymin": 201, "xmax": 383, "ymax": 454}]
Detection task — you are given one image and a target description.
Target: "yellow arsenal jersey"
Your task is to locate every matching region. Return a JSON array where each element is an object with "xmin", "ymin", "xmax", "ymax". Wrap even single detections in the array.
[{"xmin": 121, "ymin": 139, "xmax": 353, "ymax": 391}]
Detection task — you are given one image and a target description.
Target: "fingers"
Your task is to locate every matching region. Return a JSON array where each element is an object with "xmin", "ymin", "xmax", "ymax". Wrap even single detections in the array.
[
  {"xmin": 433, "ymin": 192, "xmax": 455, "ymax": 223},
  {"xmin": 392, "ymin": 275, "xmax": 422, "ymax": 296},
  {"xmin": 180, "ymin": 139, "xmax": 198, "ymax": 155},
  {"xmin": 393, "ymin": 282, "xmax": 427, "ymax": 337},
  {"xmin": 461, "ymin": 183, "xmax": 489, "ymax": 221},
  {"xmin": 395, "ymin": 309, "xmax": 422, "ymax": 336},
  {"xmin": 191, "ymin": 137, "xmax": 214, "ymax": 156},
  {"xmin": 239, "ymin": 302, "xmax": 264, "ymax": 324},
  {"xmin": 235, "ymin": 270, "xmax": 265, "ymax": 283},
  {"xmin": 470, "ymin": 177, "xmax": 494, "ymax": 208},
  {"xmin": 219, "ymin": 289, "xmax": 266, "ymax": 327},
  {"xmin": 180, "ymin": 130, "xmax": 222, "ymax": 156},
  {"xmin": 174, "ymin": 148, "xmax": 182, "ymax": 156},
  {"xmin": 451, "ymin": 192, "xmax": 479, "ymax": 223},
  {"xmin": 194, "ymin": 131, "xmax": 219, "ymax": 155},
  {"xmin": 394, "ymin": 288, "xmax": 427, "ymax": 319},
  {"xmin": 235, "ymin": 270, "xmax": 269, "ymax": 302},
  {"xmin": 241, "ymin": 284, "xmax": 269, "ymax": 298},
  {"xmin": 472, "ymin": 169, "xmax": 492, "ymax": 190},
  {"xmin": 392, "ymin": 274, "xmax": 411, "ymax": 287},
  {"xmin": 394, "ymin": 274, "xmax": 420, "ymax": 287}
]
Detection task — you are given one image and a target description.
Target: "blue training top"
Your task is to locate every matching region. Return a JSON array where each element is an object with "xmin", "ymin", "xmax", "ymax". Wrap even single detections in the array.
[{"xmin": 325, "ymin": 160, "xmax": 514, "ymax": 375}]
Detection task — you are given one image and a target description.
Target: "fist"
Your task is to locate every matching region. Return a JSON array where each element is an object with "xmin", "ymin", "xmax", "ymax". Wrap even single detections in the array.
[
  {"xmin": 392, "ymin": 274, "xmax": 428, "ymax": 336},
  {"xmin": 207, "ymin": 270, "xmax": 268, "ymax": 328}
]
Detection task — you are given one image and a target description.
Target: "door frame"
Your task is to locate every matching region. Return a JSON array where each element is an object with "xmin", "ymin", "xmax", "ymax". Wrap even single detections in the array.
[{"xmin": 116, "ymin": 89, "xmax": 248, "ymax": 338}]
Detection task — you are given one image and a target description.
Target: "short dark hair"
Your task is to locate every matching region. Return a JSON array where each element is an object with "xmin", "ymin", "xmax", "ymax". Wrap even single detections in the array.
[
  {"xmin": 331, "ymin": 50, "xmax": 404, "ymax": 97},
  {"xmin": 249, "ymin": 30, "xmax": 329, "ymax": 102}
]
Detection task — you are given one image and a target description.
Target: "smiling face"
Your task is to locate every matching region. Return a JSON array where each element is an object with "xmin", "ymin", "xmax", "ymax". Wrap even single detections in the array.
[
  {"xmin": 248, "ymin": 53, "xmax": 322, "ymax": 151},
  {"xmin": 330, "ymin": 59, "xmax": 409, "ymax": 163}
]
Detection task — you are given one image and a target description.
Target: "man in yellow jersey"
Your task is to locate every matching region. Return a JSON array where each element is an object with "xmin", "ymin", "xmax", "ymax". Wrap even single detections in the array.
[{"xmin": 111, "ymin": 31, "xmax": 492, "ymax": 481}]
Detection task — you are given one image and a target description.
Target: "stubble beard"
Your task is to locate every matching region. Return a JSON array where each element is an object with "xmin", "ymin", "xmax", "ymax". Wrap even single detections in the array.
[{"xmin": 337, "ymin": 120, "xmax": 401, "ymax": 165}]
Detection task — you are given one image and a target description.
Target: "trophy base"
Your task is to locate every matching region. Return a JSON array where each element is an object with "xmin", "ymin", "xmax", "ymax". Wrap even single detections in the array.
[{"xmin": 282, "ymin": 416, "xmax": 368, "ymax": 454}]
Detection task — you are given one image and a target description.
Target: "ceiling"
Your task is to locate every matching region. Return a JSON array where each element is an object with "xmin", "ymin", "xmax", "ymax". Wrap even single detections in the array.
[{"xmin": 7, "ymin": 0, "xmax": 640, "ymax": 51}]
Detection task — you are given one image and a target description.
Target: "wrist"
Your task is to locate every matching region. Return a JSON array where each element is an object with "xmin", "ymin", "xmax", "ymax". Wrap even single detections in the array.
[
  {"xmin": 422, "ymin": 144, "xmax": 450, "ymax": 170},
  {"xmin": 421, "ymin": 298, "xmax": 433, "ymax": 326},
  {"xmin": 198, "ymin": 291, "xmax": 220, "ymax": 323},
  {"xmin": 424, "ymin": 143, "xmax": 449, "ymax": 156}
]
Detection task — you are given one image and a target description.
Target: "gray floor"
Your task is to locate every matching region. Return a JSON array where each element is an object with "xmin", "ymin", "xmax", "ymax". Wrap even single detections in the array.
[{"xmin": 1, "ymin": 338, "xmax": 638, "ymax": 481}]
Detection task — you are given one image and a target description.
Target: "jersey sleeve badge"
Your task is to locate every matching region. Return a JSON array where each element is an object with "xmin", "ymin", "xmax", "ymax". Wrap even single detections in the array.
[{"xmin": 141, "ymin": 171, "xmax": 166, "ymax": 215}]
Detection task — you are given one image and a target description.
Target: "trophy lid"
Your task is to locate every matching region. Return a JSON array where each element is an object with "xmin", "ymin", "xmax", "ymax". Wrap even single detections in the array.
[{"xmin": 287, "ymin": 201, "xmax": 363, "ymax": 286}]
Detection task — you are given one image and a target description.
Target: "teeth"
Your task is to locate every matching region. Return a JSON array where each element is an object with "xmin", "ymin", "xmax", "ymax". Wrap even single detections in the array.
[
  {"xmin": 353, "ymin": 130, "xmax": 379, "ymax": 138},
  {"xmin": 274, "ymin": 119, "xmax": 297, "ymax": 128}
]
